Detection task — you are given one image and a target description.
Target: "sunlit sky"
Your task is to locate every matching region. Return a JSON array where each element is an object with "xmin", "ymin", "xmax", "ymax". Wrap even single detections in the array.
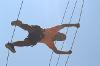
[{"xmin": 0, "ymin": 0, "xmax": 100, "ymax": 66}]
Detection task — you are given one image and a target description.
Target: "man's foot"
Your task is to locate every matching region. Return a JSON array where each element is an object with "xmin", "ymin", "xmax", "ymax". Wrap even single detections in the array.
[
  {"xmin": 67, "ymin": 50, "xmax": 72, "ymax": 54},
  {"xmin": 11, "ymin": 20, "xmax": 22, "ymax": 26},
  {"xmin": 75, "ymin": 23, "xmax": 80, "ymax": 28},
  {"xmin": 5, "ymin": 43, "xmax": 16, "ymax": 53}
]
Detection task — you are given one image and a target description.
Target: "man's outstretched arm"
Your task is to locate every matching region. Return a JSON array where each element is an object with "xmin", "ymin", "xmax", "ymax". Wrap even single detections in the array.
[
  {"xmin": 49, "ymin": 23, "xmax": 80, "ymax": 32},
  {"xmin": 46, "ymin": 42, "xmax": 72, "ymax": 54},
  {"xmin": 11, "ymin": 20, "xmax": 32, "ymax": 31}
]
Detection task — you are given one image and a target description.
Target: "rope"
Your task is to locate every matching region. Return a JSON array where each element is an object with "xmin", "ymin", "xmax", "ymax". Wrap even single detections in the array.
[
  {"xmin": 56, "ymin": 0, "xmax": 78, "ymax": 66},
  {"xmin": 65, "ymin": 0, "xmax": 84, "ymax": 66},
  {"xmin": 49, "ymin": 51, "xmax": 54, "ymax": 66},
  {"xmin": 49, "ymin": 0, "xmax": 84, "ymax": 66},
  {"xmin": 6, "ymin": 50, "xmax": 10, "ymax": 66},
  {"xmin": 61, "ymin": 0, "xmax": 70, "ymax": 24},
  {"xmin": 48, "ymin": 0, "xmax": 70, "ymax": 66},
  {"xmin": 49, "ymin": 42, "xmax": 56, "ymax": 66},
  {"xmin": 6, "ymin": 1, "xmax": 24, "ymax": 66}
]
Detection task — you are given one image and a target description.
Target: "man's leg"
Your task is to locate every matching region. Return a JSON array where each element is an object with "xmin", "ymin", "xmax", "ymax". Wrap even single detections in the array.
[
  {"xmin": 11, "ymin": 20, "xmax": 31, "ymax": 31},
  {"xmin": 5, "ymin": 39, "xmax": 34, "ymax": 53},
  {"xmin": 13, "ymin": 39, "xmax": 33, "ymax": 46}
]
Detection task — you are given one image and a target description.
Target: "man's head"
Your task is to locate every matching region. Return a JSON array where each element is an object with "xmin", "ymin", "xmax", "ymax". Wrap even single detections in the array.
[{"xmin": 54, "ymin": 32, "xmax": 66, "ymax": 41}]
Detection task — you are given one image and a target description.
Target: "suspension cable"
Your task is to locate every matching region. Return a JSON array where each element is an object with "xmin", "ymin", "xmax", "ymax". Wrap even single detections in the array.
[
  {"xmin": 48, "ymin": 0, "xmax": 70, "ymax": 66},
  {"xmin": 49, "ymin": 0, "xmax": 84, "ymax": 66},
  {"xmin": 6, "ymin": 1, "xmax": 24, "ymax": 66},
  {"xmin": 64, "ymin": 0, "xmax": 84, "ymax": 66},
  {"xmin": 56, "ymin": 0, "xmax": 78, "ymax": 66}
]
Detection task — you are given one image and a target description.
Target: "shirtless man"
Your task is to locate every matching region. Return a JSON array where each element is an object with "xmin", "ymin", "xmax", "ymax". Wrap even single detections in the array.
[{"xmin": 5, "ymin": 20, "xmax": 80, "ymax": 54}]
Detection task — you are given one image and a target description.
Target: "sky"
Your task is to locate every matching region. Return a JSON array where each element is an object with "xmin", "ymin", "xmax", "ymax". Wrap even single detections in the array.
[{"xmin": 0, "ymin": 0, "xmax": 100, "ymax": 66}]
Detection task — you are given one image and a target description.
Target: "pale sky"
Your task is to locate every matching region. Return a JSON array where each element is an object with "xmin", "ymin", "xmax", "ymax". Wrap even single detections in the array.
[{"xmin": 0, "ymin": 0, "xmax": 100, "ymax": 66}]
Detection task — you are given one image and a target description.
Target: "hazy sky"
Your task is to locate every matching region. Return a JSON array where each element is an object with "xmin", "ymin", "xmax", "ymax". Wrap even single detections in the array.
[{"xmin": 0, "ymin": 0, "xmax": 100, "ymax": 66}]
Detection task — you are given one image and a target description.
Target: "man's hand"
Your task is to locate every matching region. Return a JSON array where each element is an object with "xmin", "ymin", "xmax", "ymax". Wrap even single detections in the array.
[
  {"xmin": 75, "ymin": 23, "xmax": 80, "ymax": 28},
  {"xmin": 11, "ymin": 20, "xmax": 22, "ymax": 26},
  {"xmin": 67, "ymin": 50, "xmax": 72, "ymax": 54}
]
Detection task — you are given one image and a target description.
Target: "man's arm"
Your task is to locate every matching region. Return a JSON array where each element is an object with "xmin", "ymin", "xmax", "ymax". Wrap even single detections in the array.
[
  {"xmin": 11, "ymin": 20, "xmax": 32, "ymax": 31},
  {"xmin": 49, "ymin": 23, "xmax": 80, "ymax": 32},
  {"xmin": 46, "ymin": 41, "xmax": 72, "ymax": 54}
]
